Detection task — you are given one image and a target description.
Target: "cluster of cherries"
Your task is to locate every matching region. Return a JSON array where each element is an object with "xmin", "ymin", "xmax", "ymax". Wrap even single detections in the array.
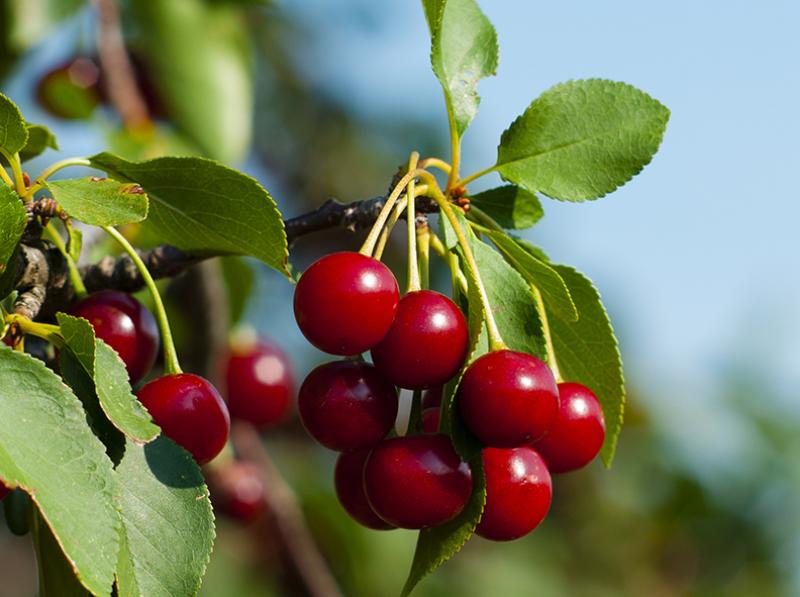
[{"xmin": 294, "ymin": 251, "xmax": 607, "ymax": 540}]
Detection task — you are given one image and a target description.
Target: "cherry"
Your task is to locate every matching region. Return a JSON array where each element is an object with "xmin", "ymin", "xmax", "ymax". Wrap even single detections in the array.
[
  {"xmin": 458, "ymin": 350, "xmax": 559, "ymax": 447},
  {"xmin": 137, "ymin": 374, "xmax": 230, "ymax": 464},
  {"xmin": 210, "ymin": 461, "xmax": 267, "ymax": 522},
  {"xmin": 363, "ymin": 434, "xmax": 472, "ymax": 529},
  {"xmin": 534, "ymin": 382, "xmax": 606, "ymax": 473},
  {"xmin": 0, "ymin": 481, "xmax": 9, "ymax": 501},
  {"xmin": 334, "ymin": 449, "xmax": 394, "ymax": 530},
  {"xmin": 293, "ymin": 252, "xmax": 399, "ymax": 355},
  {"xmin": 298, "ymin": 360, "xmax": 397, "ymax": 451},
  {"xmin": 224, "ymin": 336, "xmax": 294, "ymax": 428},
  {"xmin": 36, "ymin": 57, "xmax": 101, "ymax": 119},
  {"xmin": 476, "ymin": 446, "xmax": 552, "ymax": 541},
  {"xmin": 421, "ymin": 407, "xmax": 440, "ymax": 433},
  {"xmin": 69, "ymin": 290, "xmax": 159, "ymax": 385},
  {"xmin": 371, "ymin": 290, "xmax": 468, "ymax": 389},
  {"xmin": 421, "ymin": 386, "xmax": 443, "ymax": 410}
]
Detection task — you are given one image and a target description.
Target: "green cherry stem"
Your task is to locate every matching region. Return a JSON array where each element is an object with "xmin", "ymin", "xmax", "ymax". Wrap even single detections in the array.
[
  {"xmin": 417, "ymin": 222, "xmax": 431, "ymax": 290},
  {"xmin": 429, "ymin": 231, "xmax": 468, "ymax": 295},
  {"xmin": 42, "ymin": 223, "xmax": 87, "ymax": 298},
  {"xmin": 0, "ymin": 150, "xmax": 27, "ymax": 197},
  {"xmin": 531, "ymin": 285, "xmax": 562, "ymax": 382},
  {"xmin": 102, "ymin": 225, "xmax": 182, "ymax": 375},
  {"xmin": 417, "ymin": 171, "xmax": 506, "ymax": 351},
  {"xmin": 25, "ymin": 157, "xmax": 92, "ymax": 200},
  {"xmin": 359, "ymin": 169, "xmax": 420, "ymax": 257},
  {"xmin": 3, "ymin": 314, "xmax": 65, "ymax": 349},
  {"xmin": 372, "ymin": 197, "xmax": 407, "ymax": 260},
  {"xmin": 0, "ymin": 164, "xmax": 14, "ymax": 188},
  {"xmin": 456, "ymin": 164, "xmax": 498, "ymax": 188},
  {"xmin": 418, "ymin": 157, "xmax": 451, "ymax": 175},
  {"xmin": 405, "ymin": 152, "xmax": 421, "ymax": 293},
  {"xmin": 444, "ymin": 106, "xmax": 460, "ymax": 192}
]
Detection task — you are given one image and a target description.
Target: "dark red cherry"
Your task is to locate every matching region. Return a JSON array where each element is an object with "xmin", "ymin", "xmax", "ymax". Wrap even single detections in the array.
[
  {"xmin": 421, "ymin": 407, "xmax": 440, "ymax": 433},
  {"xmin": 298, "ymin": 360, "xmax": 397, "ymax": 451},
  {"xmin": 211, "ymin": 461, "xmax": 267, "ymax": 522},
  {"xmin": 458, "ymin": 350, "xmax": 559, "ymax": 447},
  {"xmin": 371, "ymin": 290, "xmax": 468, "ymax": 389},
  {"xmin": 294, "ymin": 252, "xmax": 399, "ymax": 355},
  {"xmin": 534, "ymin": 382, "xmax": 606, "ymax": 473},
  {"xmin": 363, "ymin": 434, "xmax": 472, "ymax": 529},
  {"xmin": 476, "ymin": 446, "xmax": 552, "ymax": 541},
  {"xmin": 0, "ymin": 481, "xmax": 10, "ymax": 501},
  {"xmin": 137, "ymin": 374, "xmax": 230, "ymax": 464},
  {"xmin": 69, "ymin": 290, "xmax": 159, "ymax": 385},
  {"xmin": 224, "ymin": 336, "xmax": 294, "ymax": 428},
  {"xmin": 421, "ymin": 386, "xmax": 443, "ymax": 410},
  {"xmin": 334, "ymin": 449, "xmax": 394, "ymax": 530}
]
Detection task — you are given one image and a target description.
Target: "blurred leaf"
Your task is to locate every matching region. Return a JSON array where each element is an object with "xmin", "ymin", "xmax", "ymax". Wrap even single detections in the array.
[
  {"xmin": 129, "ymin": 0, "xmax": 253, "ymax": 163},
  {"xmin": 115, "ymin": 437, "xmax": 214, "ymax": 597},
  {"xmin": 422, "ymin": 0, "xmax": 498, "ymax": 137},
  {"xmin": 20, "ymin": 122, "xmax": 59, "ymax": 162},
  {"xmin": 402, "ymin": 456, "xmax": 486, "ymax": 597},
  {"xmin": 4, "ymin": 0, "xmax": 86, "ymax": 52},
  {"xmin": 0, "ymin": 184, "xmax": 26, "ymax": 276},
  {"xmin": 32, "ymin": 511, "xmax": 93, "ymax": 597},
  {"xmin": 470, "ymin": 185, "xmax": 543, "ymax": 229},
  {"xmin": 106, "ymin": 126, "xmax": 201, "ymax": 161},
  {"xmin": 57, "ymin": 313, "xmax": 160, "ymax": 444},
  {"xmin": 0, "ymin": 348, "xmax": 119, "ymax": 595},
  {"xmin": 47, "ymin": 177, "xmax": 149, "ymax": 226},
  {"xmin": 89, "ymin": 153, "xmax": 289, "ymax": 275},
  {"xmin": 484, "ymin": 229, "xmax": 577, "ymax": 321},
  {"xmin": 66, "ymin": 223, "xmax": 82, "ymax": 262},
  {"xmin": 0, "ymin": 92, "xmax": 27, "ymax": 154},
  {"xmin": 219, "ymin": 256, "xmax": 254, "ymax": 324},
  {"xmin": 547, "ymin": 265, "xmax": 625, "ymax": 465},
  {"xmin": 497, "ymin": 79, "xmax": 669, "ymax": 201}
]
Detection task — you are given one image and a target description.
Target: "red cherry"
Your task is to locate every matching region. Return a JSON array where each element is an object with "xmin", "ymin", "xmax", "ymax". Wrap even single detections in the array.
[
  {"xmin": 363, "ymin": 434, "xmax": 472, "ymax": 529},
  {"xmin": 334, "ymin": 449, "xmax": 394, "ymax": 530},
  {"xmin": 458, "ymin": 350, "xmax": 559, "ymax": 447},
  {"xmin": 294, "ymin": 252, "xmax": 399, "ymax": 355},
  {"xmin": 421, "ymin": 386, "xmax": 443, "ymax": 410},
  {"xmin": 298, "ymin": 360, "xmax": 397, "ymax": 451},
  {"xmin": 421, "ymin": 407, "xmax": 440, "ymax": 433},
  {"xmin": 476, "ymin": 446, "xmax": 552, "ymax": 541},
  {"xmin": 69, "ymin": 290, "xmax": 159, "ymax": 385},
  {"xmin": 137, "ymin": 374, "xmax": 230, "ymax": 464},
  {"xmin": 534, "ymin": 382, "xmax": 606, "ymax": 473},
  {"xmin": 371, "ymin": 290, "xmax": 468, "ymax": 389},
  {"xmin": 211, "ymin": 461, "xmax": 267, "ymax": 522},
  {"xmin": 0, "ymin": 481, "xmax": 10, "ymax": 501},
  {"xmin": 224, "ymin": 337, "xmax": 294, "ymax": 428}
]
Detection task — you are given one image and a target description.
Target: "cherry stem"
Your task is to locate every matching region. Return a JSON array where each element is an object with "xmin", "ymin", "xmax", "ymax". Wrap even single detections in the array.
[
  {"xmin": 416, "ymin": 171, "xmax": 506, "ymax": 351},
  {"xmin": 3, "ymin": 314, "xmax": 65, "ymax": 349},
  {"xmin": 0, "ymin": 163, "xmax": 14, "ymax": 188},
  {"xmin": 0, "ymin": 150, "xmax": 27, "ymax": 198},
  {"xmin": 444, "ymin": 106, "xmax": 460, "ymax": 192},
  {"xmin": 418, "ymin": 157, "xmax": 451, "ymax": 174},
  {"xmin": 406, "ymin": 152, "xmax": 421, "ymax": 293},
  {"xmin": 531, "ymin": 285, "xmax": 562, "ymax": 382},
  {"xmin": 42, "ymin": 222, "xmax": 87, "ymax": 298},
  {"xmin": 372, "ymin": 197, "xmax": 407, "ymax": 260},
  {"xmin": 457, "ymin": 164, "xmax": 497, "ymax": 188},
  {"xmin": 26, "ymin": 157, "xmax": 92, "ymax": 200},
  {"xmin": 417, "ymin": 222, "xmax": 430, "ymax": 290},
  {"xmin": 358, "ymin": 169, "xmax": 420, "ymax": 257},
  {"xmin": 429, "ymin": 231, "xmax": 468, "ymax": 295},
  {"xmin": 102, "ymin": 225, "xmax": 182, "ymax": 375}
]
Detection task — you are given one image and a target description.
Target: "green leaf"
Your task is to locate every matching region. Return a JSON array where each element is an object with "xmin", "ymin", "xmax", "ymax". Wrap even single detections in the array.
[
  {"xmin": 0, "ymin": 92, "xmax": 27, "ymax": 155},
  {"xmin": 46, "ymin": 177, "xmax": 149, "ymax": 226},
  {"xmin": 57, "ymin": 313, "xmax": 160, "ymax": 444},
  {"xmin": 0, "ymin": 184, "xmax": 26, "ymax": 277},
  {"xmin": 483, "ymin": 229, "xmax": 578, "ymax": 321},
  {"xmin": 32, "ymin": 511, "xmax": 94, "ymax": 597},
  {"xmin": 402, "ymin": 455, "xmax": 486, "ymax": 596},
  {"xmin": 219, "ymin": 256, "xmax": 254, "ymax": 324},
  {"xmin": 115, "ymin": 437, "xmax": 215, "ymax": 597},
  {"xmin": 128, "ymin": 0, "xmax": 253, "ymax": 163},
  {"xmin": 496, "ymin": 79, "xmax": 670, "ymax": 201},
  {"xmin": 5, "ymin": 0, "xmax": 87, "ymax": 54},
  {"xmin": 423, "ymin": 0, "xmax": 498, "ymax": 137},
  {"xmin": 470, "ymin": 185, "xmax": 543, "ymax": 229},
  {"xmin": 20, "ymin": 122, "xmax": 59, "ymax": 162},
  {"xmin": 547, "ymin": 266, "xmax": 625, "ymax": 465},
  {"xmin": 0, "ymin": 348, "xmax": 119, "ymax": 595},
  {"xmin": 89, "ymin": 153, "xmax": 289, "ymax": 276}
]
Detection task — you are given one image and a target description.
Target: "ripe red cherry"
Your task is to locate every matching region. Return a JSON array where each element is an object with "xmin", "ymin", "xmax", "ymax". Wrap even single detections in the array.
[
  {"xmin": 334, "ymin": 449, "xmax": 394, "ymax": 530},
  {"xmin": 421, "ymin": 386, "xmax": 443, "ymax": 410},
  {"xmin": 137, "ymin": 374, "xmax": 230, "ymax": 464},
  {"xmin": 476, "ymin": 446, "xmax": 552, "ymax": 541},
  {"xmin": 294, "ymin": 252, "xmax": 399, "ymax": 355},
  {"xmin": 363, "ymin": 434, "xmax": 472, "ymax": 529},
  {"xmin": 371, "ymin": 290, "xmax": 468, "ymax": 389},
  {"xmin": 211, "ymin": 461, "xmax": 267, "ymax": 522},
  {"xmin": 534, "ymin": 382, "xmax": 606, "ymax": 473},
  {"xmin": 421, "ymin": 407, "xmax": 440, "ymax": 433},
  {"xmin": 224, "ymin": 336, "xmax": 294, "ymax": 427},
  {"xmin": 69, "ymin": 290, "xmax": 159, "ymax": 385},
  {"xmin": 298, "ymin": 360, "xmax": 397, "ymax": 451},
  {"xmin": 458, "ymin": 350, "xmax": 559, "ymax": 447}
]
